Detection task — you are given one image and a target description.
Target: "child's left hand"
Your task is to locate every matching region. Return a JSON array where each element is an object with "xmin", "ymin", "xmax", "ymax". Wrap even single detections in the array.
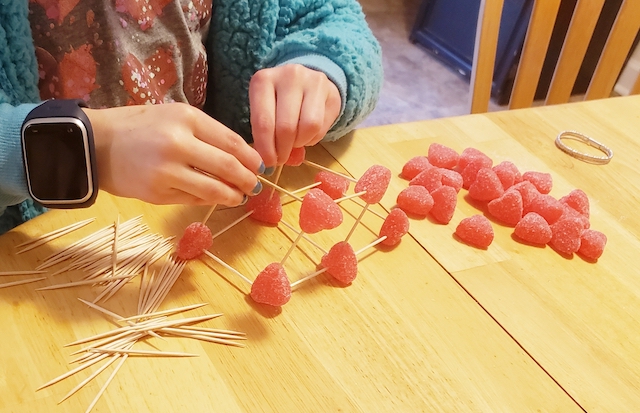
[{"xmin": 249, "ymin": 64, "xmax": 341, "ymax": 168}]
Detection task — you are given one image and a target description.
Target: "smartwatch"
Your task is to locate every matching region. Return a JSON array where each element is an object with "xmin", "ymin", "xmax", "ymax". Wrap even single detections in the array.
[{"xmin": 21, "ymin": 99, "xmax": 98, "ymax": 208}]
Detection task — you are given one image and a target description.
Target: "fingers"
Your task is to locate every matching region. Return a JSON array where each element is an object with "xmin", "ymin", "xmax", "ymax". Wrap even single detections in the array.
[{"xmin": 250, "ymin": 73, "xmax": 278, "ymax": 168}]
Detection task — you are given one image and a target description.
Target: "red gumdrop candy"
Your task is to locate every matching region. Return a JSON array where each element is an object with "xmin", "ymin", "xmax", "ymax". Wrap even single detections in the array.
[
  {"xmin": 321, "ymin": 241, "xmax": 358, "ymax": 284},
  {"xmin": 522, "ymin": 171, "xmax": 553, "ymax": 194},
  {"xmin": 525, "ymin": 194, "xmax": 564, "ymax": 224},
  {"xmin": 513, "ymin": 212, "xmax": 552, "ymax": 245},
  {"xmin": 455, "ymin": 215, "xmax": 494, "ymax": 248},
  {"xmin": 429, "ymin": 185, "xmax": 457, "ymax": 224},
  {"xmin": 468, "ymin": 168, "xmax": 505, "ymax": 201},
  {"xmin": 379, "ymin": 208, "xmax": 410, "ymax": 246},
  {"xmin": 457, "ymin": 147, "xmax": 493, "ymax": 172},
  {"xmin": 578, "ymin": 229, "xmax": 606, "ymax": 260},
  {"xmin": 428, "ymin": 143, "xmax": 459, "ymax": 169},
  {"xmin": 245, "ymin": 191, "xmax": 283, "ymax": 224},
  {"xmin": 401, "ymin": 156, "xmax": 432, "ymax": 180},
  {"xmin": 440, "ymin": 169, "xmax": 463, "ymax": 192},
  {"xmin": 559, "ymin": 204, "xmax": 590, "ymax": 229},
  {"xmin": 549, "ymin": 216, "xmax": 584, "ymax": 255},
  {"xmin": 250, "ymin": 263, "xmax": 291, "ymax": 306},
  {"xmin": 285, "ymin": 146, "xmax": 306, "ymax": 166},
  {"xmin": 355, "ymin": 165, "xmax": 392, "ymax": 204},
  {"xmin": 397, "ymin": 185, "xmax": 434, "ymax": 216},
  {"xmin": 492, "ymin": 161, "xmax": 522, "ymax": 189},
  {"xmin": 176, "ymin": 222, "xmax": 213, "ymax": 260},
  {"xmin": 511, "ymin": 180, "xmax": 540, "ymax": 210},
  {"xmin": 409, "ymin": 167, "xmax": 443, "ymax": 193},
  {"xmin": 559, "ymin": 189, "xmax": 589, "ymax": 218},
  {"xmin": 299, "ymin": 188, "xmax": 343, "ymax": 234},
  {"xmin": 461, "ymin": 156, "xmax": 493, "ymax": 189},
  {"xmin": 487, "ymin": 189, "xmax": 523, "ymax": 226},
  {"xmin": 314, "ymin": 170, "xmax": 350, "ymax": 200}
]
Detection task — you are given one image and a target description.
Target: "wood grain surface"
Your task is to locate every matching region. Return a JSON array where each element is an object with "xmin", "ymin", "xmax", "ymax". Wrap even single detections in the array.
[
  {"xmin": 324, "ymin": 94, "xmax": 640, "ymax": 412},
  {"xmin": 0, "ymin": 144, "xmax": 582, "ymax": 411}
]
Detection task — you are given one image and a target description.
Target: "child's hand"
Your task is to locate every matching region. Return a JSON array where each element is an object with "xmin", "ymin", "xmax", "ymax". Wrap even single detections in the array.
[
  {"xmin": 85, "ymin": 103, "xmax": 264, "ymax": 206},
  {"xmin": 249, "ymin": 64, "xmax": 341, "ymax": 168}
]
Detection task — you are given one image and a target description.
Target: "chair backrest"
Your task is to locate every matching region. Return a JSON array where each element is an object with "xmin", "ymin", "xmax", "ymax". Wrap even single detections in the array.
[{"xmin": 470, "ymin": 0, "xmax": 640, "ymax": 113}]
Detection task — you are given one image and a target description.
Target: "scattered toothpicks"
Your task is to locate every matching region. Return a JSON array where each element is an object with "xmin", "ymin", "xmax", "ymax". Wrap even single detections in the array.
[{"xmin": 15, "ymin": 217, "xmax": 95, "ymax": 254}]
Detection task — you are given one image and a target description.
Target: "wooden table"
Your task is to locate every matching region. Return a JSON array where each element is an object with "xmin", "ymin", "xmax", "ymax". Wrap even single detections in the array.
[{"xmin": 1, "ymin": 96, "xmax": 638, "ymax": 412}]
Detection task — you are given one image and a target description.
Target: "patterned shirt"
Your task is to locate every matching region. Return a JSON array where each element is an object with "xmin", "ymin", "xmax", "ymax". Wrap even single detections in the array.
[{"xmin": 28, "ymin": 0, "xmax": 211, "ymax": 108}]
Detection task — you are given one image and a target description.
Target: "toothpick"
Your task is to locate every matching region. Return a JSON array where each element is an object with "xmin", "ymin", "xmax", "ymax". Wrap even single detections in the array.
[
  {"xmin": 303, "ymin": 160, "xmax": 358, "ymax": 182},
  {"xmin": 290, "ymin": 181, "xmax": 321, "ymax": 194},
  {"xmin": 16, "ymin": 217, "xmax": 95, "ymax": 253},
  {"xmin": 211, "ymin": 210, "xmax": 253, "ymax": 240},
  {"xmin": 280, "ymin": 231, "xmax": 304, "ymax": 267},
  {"xmin": 36, "ymin": 353, "xmax": 111, "ymax": 391},
  {"xmin": 87, "ymin": 348, "xmax": 199, "ymax": 357},
  {"xmin": 202, "ymin": 204, "xmax": 217, "ymax": 224},
  {"xmin": 268, "ymin": 165, "xmax": 284, "ymax": 199},
  {"xmin": 257, "ymin": 175, "xmax": 303, "ymax": 202},
  {"xmin": 160, "ymin": 326, "xmax": 246, "ymax": 341},
  {"xmin": 83, "ymin": 353, "xmax": 128, "ymax": 413},
  {"xmin": 344, "ymin": 203, "xmax": 369, "ymax": 242},
  {"xmin": 0, "ymin": 277, "xmax": 46, "ymax": 289},
  {"xmin": 177, "ymin": 325, "xmax": 246, "ymax": 336},
  {"xmin": 279, "ymin": 220, "xmax": 328, "ymax": 254},
  {"xmin": 35, "ymin": 274, "xmax": 134, "ymax": 291},
  {"xmin": 57, "ymin": 354, "xmax": 120, "ymax": 404},
  {"xmin": 350, "ymin": 199, "xmax": 387, "ymax": 219},
  {"xmin": 110, "ymin": 215, "xmax": 119, "ymax": 278},
  {"xmin": 202, "ymin": 250, "xmax": 252, "ymax": 286},
  {"xmin": 334, "ymin": 191, "xmax": 367, "ymax": 203},
  {"xmin": 160, "ymin": 329, "xmax": 246, "ymax": 348},
  {"xmin": 354, "ymin": 236, "xmax": 388, "ymax": 255},
  {"xmin": 118, "ymin": 303, "xmax": 207, "ymax": 322},
  {"xmin": 0, "ymin": 270, "xmax": 47, "ymax": 276}
]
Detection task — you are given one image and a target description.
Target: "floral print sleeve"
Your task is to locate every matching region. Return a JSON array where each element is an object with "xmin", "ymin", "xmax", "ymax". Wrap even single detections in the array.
[{"xmin": 29, "ymin": 0, "xmax": 211, "ymax": 108}]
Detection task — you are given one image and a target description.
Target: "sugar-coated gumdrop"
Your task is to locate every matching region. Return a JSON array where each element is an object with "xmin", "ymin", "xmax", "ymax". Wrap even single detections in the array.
[
  {"xmin": 461, "ymin": 156, "xmax": 493, "ymax": 189},
  {"xmin": 314, "ymin": 170, "xmax": 350, "ymax": 200},
  {"xmin": 245, "ymin": 191, "xmax": 283, "ymax": 224},
  {"xmin": 250, "ymin": 263, "xmax": 291, "ymax": 306},
  {"xmin": 285, "ymin": 146, "xmax": 306, "ymax": 166},
  {"xmin": 440, "ymin": 169, "xmax": 463, "ymax": 192},
  {"xmin": 409, "ymin": 167, "xmax": 443, "ymax": 193},
  {"xmin": 511, "ymin": 180, "xmax": 540, "ymax": 210},
  {"xmin": 429, "ymin": 185, "xmax": 457, "ymax": 224},
  {"xmin": 355, "ymin": 165, "xmax": 392, "ymax": 204},
  {"xmin": 522, "ymin": 171, "xmax": 553, "ymax": 194},
  {"xmin": 321, "ymin": 241, "xmax": 358, "ymax": 284},
  {"xmin": 401, "ymin": 156, "xmax": 432, "ymax": 180},
  {"xmin": 299, "ymin": 188, "xmax": 343, "ymax": 234},
  {"xmin": 513, "ymin": 212, "xmax": 552, "ymax": 245},
  {"xmin": 176, "ymin": 222, "xmax": 213, "ymax": 260},
  {"xmin": 492, "ymin": 161, "xmax": 522, "ymax": 189},
  {"xmin": 487, "ymin": 189, "xmax": 523, "ymax": 226},
  {"xmin": 560, "ymin": 204, "xmax": 590, "ymax": 229},
  {"xmin": 525, "ymin": 194, "xmax": 564, "ymax": 224},
  {"xmin": 397, "ymin": 185, "xmax": 434, "ymax": 216},
  {"xmin": 468, "ymin": 168, "xmax": 505, "ymax": 201},
  {"xmin": 457, "ymin": 147, "xmax": 493, "ymax": 172},
  {"xmin": 455, "ymin": 215, "xmax": 494, "ymax": 248},
  {"xmin": 379, "ymin": 208, "xmax": 410, "ymax": 246},
  {"xmin": 578, "ymin": 229, "xmax": 606, "ymax": 260},
  {"xmin": 549, "ymin": 216, "xmax": 584, "ymax": 255},
  {"xmin": 559, "ymin": 189, "xmax": 589, "ymax": 218},
  {"xmin": 428, "ymin": 143, "xmax": 459, "ymax": 169}
]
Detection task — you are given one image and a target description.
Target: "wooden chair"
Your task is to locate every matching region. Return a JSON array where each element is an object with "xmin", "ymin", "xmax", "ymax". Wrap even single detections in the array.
[{"xmin": 470, "ymin": 0, "xmax": 640, "ymax": 113}]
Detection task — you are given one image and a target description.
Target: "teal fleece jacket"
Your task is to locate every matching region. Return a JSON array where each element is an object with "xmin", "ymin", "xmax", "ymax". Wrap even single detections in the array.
[{"xmin": 0, "ymin": 0, "xmax": 382, "ymax": 234}]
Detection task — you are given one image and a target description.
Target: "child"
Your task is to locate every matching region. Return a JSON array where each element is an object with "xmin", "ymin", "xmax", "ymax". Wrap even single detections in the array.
[{"xmin": 0, "ymin": 0, "xmax": 383, "ymax": 234}]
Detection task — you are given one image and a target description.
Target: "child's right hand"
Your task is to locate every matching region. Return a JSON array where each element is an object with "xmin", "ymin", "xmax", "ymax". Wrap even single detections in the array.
[{"xmin": 84, "ymin": 103, "xmax": 264, "ymax": 206}]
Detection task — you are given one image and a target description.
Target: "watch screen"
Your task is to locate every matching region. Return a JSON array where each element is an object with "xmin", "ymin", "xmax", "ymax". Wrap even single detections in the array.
[{"xmin": 23, "ymin": 121, "xmax": 91, "ymax": 202}]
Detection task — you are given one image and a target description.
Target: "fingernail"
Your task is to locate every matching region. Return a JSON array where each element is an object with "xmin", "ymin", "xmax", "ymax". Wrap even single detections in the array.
[
  {"xmin": 257, "ymin": 161, "xmax": 266, "ymax": 175},
  {"xmin": 239, "ymin": 194, "xmax": 249, "ymax": 206},
  {"xmin": 252, "ymin": 181, "xmax": 263, "ymax": 195},
  {"xmin": 263, "ymin": 166, "xmax": 276, "ymax": 176}
]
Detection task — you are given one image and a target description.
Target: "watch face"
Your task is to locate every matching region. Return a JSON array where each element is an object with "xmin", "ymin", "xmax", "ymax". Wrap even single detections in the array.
[{"xmin": 22, "ymin": 118, "xmax": 94, "ymax": 204}]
